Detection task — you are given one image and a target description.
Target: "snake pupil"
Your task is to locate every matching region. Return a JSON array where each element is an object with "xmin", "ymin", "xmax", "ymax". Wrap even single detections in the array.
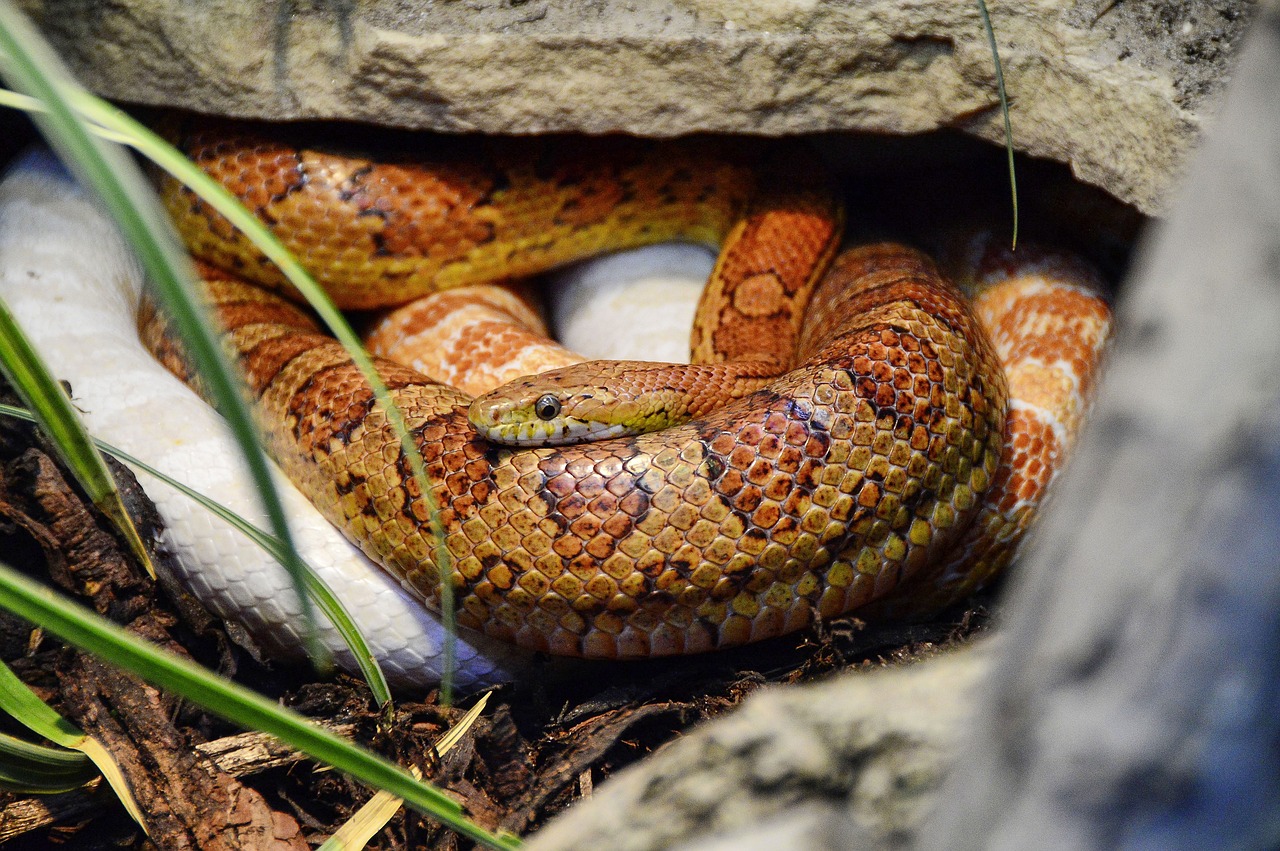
[{"xmin": 535, "ymin": 394, "xmax": 562, "ymax": 421}]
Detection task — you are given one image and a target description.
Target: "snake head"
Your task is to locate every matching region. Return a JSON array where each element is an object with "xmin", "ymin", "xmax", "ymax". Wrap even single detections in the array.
[{"xmin": 467, "ymin": 361, "xmax": 695, "ymax": 446}]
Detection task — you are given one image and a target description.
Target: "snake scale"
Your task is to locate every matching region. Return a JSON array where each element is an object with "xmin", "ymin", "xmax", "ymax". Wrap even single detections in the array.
[{"xmin": 150, "ymin": 118, "xmax": 1111, "ymax": 660}]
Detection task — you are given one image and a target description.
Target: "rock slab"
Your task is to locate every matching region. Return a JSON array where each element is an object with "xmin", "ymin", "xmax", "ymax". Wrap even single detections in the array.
[
  {"xmin": 21, "ymin": 0, "xmax": 1257, "ymax": 213},
  {"xmin": 525, "ymin": 642, "xmax": 993, "ymax": 851}
]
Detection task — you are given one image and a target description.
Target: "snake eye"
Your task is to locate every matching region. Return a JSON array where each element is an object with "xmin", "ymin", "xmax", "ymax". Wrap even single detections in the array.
[{"xmin": 535, "ymin": 394, "xmax": 562, "ymax": 421}]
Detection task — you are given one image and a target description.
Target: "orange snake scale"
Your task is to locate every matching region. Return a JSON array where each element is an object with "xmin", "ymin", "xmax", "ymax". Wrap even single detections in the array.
[{"xmin": 155, "ymin": 118, "xmax": 1112, "ymax": 658}]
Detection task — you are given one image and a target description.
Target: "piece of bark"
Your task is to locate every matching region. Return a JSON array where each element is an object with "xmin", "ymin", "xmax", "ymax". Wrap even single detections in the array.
[
  {"xmin": 507, "ymin": 700, "xmax": 697, "ymax": 834},
  {"xmin": 0, "ymin": 724, "xmax": 356, "ymax": 842},
  {"xmin": 4, "ymin": 448, "xmax": 309, "ymax": 849},
  {"xmin": 56, "ymin": 652, "xmax": 307, "ymax": 851},
  {"xmin": 15, "ymin": 449, "xmax": 154, "ymax": 621}
]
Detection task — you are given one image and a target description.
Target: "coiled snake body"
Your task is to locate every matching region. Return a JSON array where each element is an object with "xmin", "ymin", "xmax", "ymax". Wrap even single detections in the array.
[{"xmin": 155, "ymin": 120, "xmax": 1111, "ymax": 659}]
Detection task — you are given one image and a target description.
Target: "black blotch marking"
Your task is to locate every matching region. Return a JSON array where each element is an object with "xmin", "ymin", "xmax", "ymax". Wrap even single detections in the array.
[
  {"xmin": 752, "ymin": 388, "xmax": 790, "ymax": 409},
  {"xmin": 785, "ymin": 398, "xmax": 812, "ymax": 421},
  {"xmin": 333, "ymin": 470, "xmax": 365, "ymax": 496},
  {"xmin": 704, "ymin": 452, "xmax": 727, "ymax": 482},
  {"xmin": 272, "ymin": 154, "xmax": 311, "ymax": 204},
  {"xmin": 369, "ymin": 227, "xmax": 396, "ymax": 258},
  {"xmin": 286, "ymin": 366, "xmax": 373, "ymax": 445},
  {"xmin": 669, "ymin": 557, "xmax": 695, "ymax": 577},
  {"xmin": 901, "ymin": 483, "xmax": 934, "ymax": 516},
  {"xmin": 337, "ymin": 164, "xmax": 376, "ymax": 202}
]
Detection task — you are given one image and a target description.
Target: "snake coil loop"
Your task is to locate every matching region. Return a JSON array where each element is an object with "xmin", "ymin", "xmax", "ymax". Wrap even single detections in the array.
[{"xmin": 151, "ymin": 118, "xmax": 1112, "ymax": 659}]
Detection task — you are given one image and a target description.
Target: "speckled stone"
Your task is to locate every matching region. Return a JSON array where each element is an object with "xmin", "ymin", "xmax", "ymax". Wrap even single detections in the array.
[{"xmin": 20, "ymin": 0, "xmax": 1257, "ymax": 213}]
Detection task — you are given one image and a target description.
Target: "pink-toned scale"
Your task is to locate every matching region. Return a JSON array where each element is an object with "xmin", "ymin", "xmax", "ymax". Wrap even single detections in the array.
[
  {"xmin": 363, "ymin": 281, "xmax": 586, "ymax": 397},
  {"xmin": 870, "ymin": 238, "xmax": 1113, "ymax": 617}
]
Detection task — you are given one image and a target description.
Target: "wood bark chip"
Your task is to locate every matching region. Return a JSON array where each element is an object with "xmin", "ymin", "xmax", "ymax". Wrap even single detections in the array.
[
  {"xmin": 507, "ymin": 700, "xmax": 696, "ymax": 829},
  {"xmin": 56, "ymin": 653, "xmax": 306, "ymax": 851},
  {"xmin": 0, "ymin": 437, "xmax": 308, "ymax": 849}
]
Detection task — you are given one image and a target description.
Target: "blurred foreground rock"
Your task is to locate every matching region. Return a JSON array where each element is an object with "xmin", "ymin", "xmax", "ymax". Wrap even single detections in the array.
[
  {"xmin": 528, "ymin": 2, "xmax": 1280, "ymax": 848},
  {"xmin": 922, "ymin": 3, "xmax": 1280, "ymax": 845}
]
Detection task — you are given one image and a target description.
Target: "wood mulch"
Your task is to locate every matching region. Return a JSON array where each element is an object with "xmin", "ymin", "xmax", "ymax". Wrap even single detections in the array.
[{"xmin": 0, "ymin": 380, "xmax": 992, "ymax": 850}]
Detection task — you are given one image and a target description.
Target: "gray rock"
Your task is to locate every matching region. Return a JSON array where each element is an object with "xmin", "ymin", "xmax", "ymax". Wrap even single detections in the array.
[
  {"xmin": 524, "ymin": 642, "xmax": 993, "ymax": 850},
  {"xmin": 529, "ymin": 2, "xmax": 1280, "ymax": 848},
  {"xmin": 19, "ymin": 0, "xmax": 1256, "ymax": 213},
  {"xmin": 922, "ymin": 2, "xmax": 1280, "ymax": 846}
]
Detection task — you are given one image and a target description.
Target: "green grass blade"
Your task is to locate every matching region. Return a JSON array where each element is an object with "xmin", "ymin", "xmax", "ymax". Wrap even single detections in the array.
[
  {"xmin": 0, "ymin": 295, "xmax": 156, "ymax": 578},
  {"xmin": 0, "ymin": 77, "xmax": 462, "ymax": 702},
  {"xmin": 0, "ymin": 402, "xmax": 392, "ymax": 707},
  {"xmin": 72, "ymin": 98, "xmax": 461, "ymax": 703},
  {"xmin": 0, "ymin": 560, "xmax": 521, "ymax": 850},
  {"xmin": 0, "ymin": 1, "xmax": 328, "ymax": 668},
  {"xmin": 977, "ymin": 0, "xmax": 1019, "ymax": 249},
  {"xmin": 0, "ymin": 659, "xmax": 147, "ymax": 823},
  {"xmin": 0, "ymin": 657, "xmax": 84, "ymax": 749},
  {"xmin": 0, "ymin": 729, "xmax": 99, "ymax": 794}
]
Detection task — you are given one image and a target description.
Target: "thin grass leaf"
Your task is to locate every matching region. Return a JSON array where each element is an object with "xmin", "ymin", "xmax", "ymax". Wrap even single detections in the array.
[
  {"xmin": 0, "ymin": 76, "xmax": 462, "ymax": 703},
  {"xmin": 0, "ymin": 0, "xmax": 330, "ymax": 669},
  {"xmin": 319, "ymin": 692, "xmax": 493, "ymax": 851},
  {"xmin": 0, "ymin": 296, "xmax": 156, "ymax": 578},
  {"xmin": 0, "ymin": 659, "xmax": 147, "ymax": 825},
  {"xmin": 977, "ymin": 0, "xmax": 1019, "ymax": 249},
  {"xmin": 70, "ymin": 96, "xmax": 462, "ymax": 703},
  {"xmin": 0, "ymin": 402, "xmax": 393, "ymax": 707},
  {"xmin": 0, "ymin": 730, "xmax": 98, "ymax": 794},
  {"xmin": 0, "ymin": 560, "xmax": 522, "ymax": 850}
]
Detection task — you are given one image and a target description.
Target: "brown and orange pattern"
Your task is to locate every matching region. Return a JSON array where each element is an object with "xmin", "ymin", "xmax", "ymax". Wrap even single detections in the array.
[
  {"xmin": 169, "ymin": 242, "xmax": 1007, "ymax": 658},
  {"xmin": 154, "ymin": 119, "xmax": 1110, "ymax": 657}
]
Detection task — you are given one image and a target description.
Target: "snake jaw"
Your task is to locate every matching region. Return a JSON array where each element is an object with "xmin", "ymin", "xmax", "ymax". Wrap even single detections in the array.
[
  {"xmin": 467, "ymin": 394, "xmax": 633, "ymax": 446},
  {"xmin": 502, "ymin": 419, "xmax": 633, "ymax": 447}
]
